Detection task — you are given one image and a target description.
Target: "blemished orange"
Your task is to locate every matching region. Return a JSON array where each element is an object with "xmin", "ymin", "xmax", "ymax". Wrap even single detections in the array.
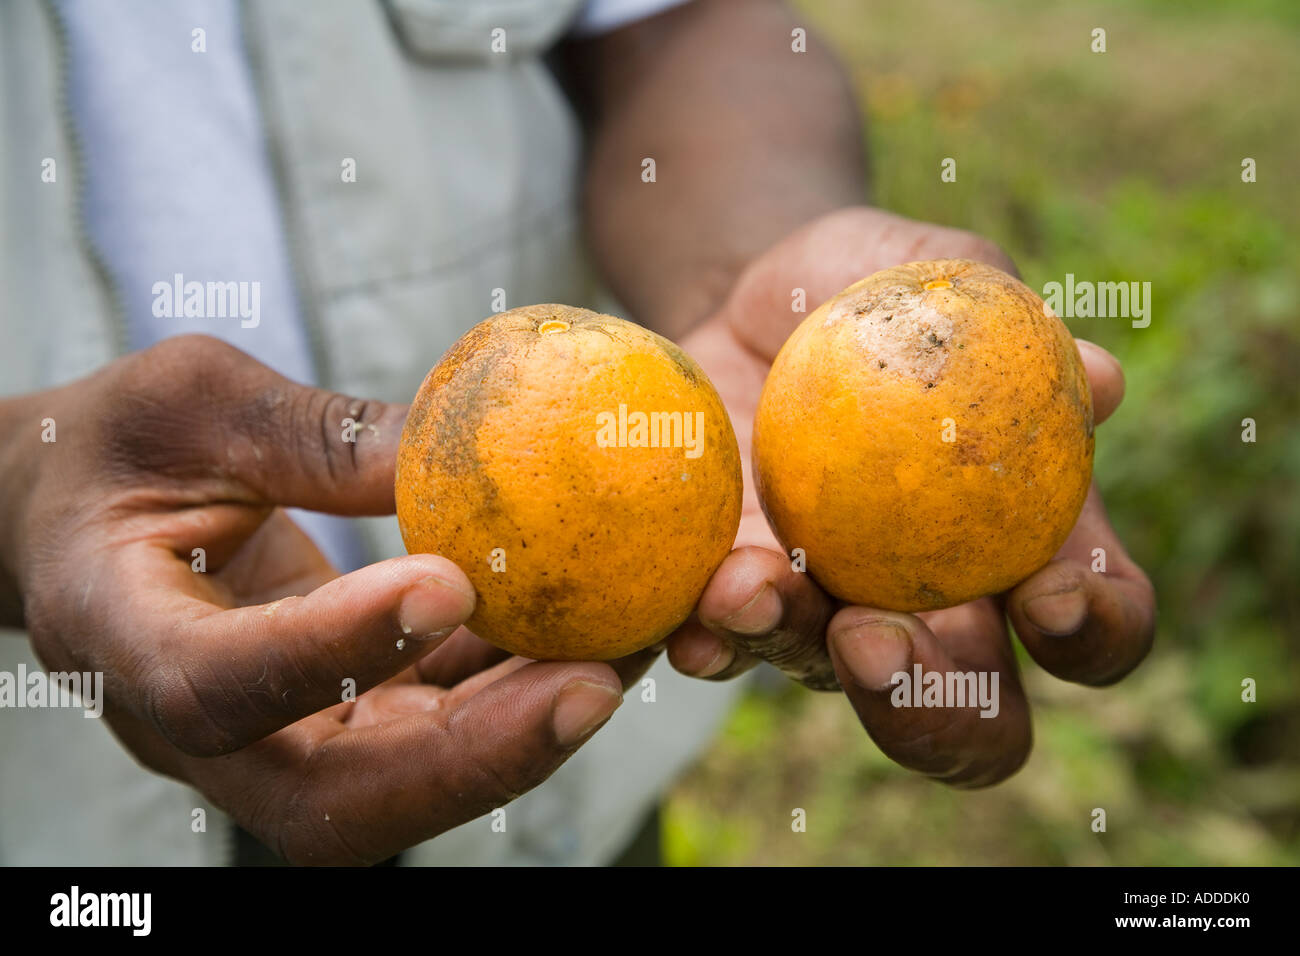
[
  {"xmin": 752, "ymin": 259, "xmax": 1094, "ymax": 612},
  {"xmin": 396, "ymin": 304, "xmax": 743, "ymax": 660}
]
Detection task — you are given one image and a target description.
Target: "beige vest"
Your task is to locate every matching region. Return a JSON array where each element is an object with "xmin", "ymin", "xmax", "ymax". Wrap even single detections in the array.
[{"xmin": 0, "ymin": 0, "xmax": 744, "ymax": 865}]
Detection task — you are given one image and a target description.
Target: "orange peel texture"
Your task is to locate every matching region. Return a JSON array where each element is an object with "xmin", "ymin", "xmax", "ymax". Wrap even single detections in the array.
[
  {"xmin": 753, "ymin": 259, "xmax": 1094, "ymax": 612},
  {"xmin": 397, "ymin": 304, "xmax": 743, "ymax": 660}
]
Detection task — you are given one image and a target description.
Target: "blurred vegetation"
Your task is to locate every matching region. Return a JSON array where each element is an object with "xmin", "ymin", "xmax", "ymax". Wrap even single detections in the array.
[{"xmin": 663, "ymin": 0, "xmax": 1300, "ymax": 865}]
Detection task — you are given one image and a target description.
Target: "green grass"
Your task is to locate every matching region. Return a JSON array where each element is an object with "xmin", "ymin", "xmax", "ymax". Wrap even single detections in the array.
[{"xmin": 663, "ymin": 0, "xmax": 1300, "ymax": 866}]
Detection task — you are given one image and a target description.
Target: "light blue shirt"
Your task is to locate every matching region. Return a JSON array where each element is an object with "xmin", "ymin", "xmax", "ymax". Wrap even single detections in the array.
[
  {"xmin": 58, "ymin": 0, "xmax": 689, "ymax": 574},
  {"xmin": 48, "ymin": 0, "xmax": 704, "ymax": 867},
  {"xmin": 58, "ymin": 0, "xmax": 365, "ymax": 569}
]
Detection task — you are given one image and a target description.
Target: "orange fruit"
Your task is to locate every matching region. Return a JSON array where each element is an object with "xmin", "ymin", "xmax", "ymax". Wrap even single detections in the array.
[
  {"xmin": 396, "ymin": 304, "xmax": 743, "ymax": 660},
  {"xmin": 753, "ymin": 259, "xmax": 1093, "ymax": 612}
]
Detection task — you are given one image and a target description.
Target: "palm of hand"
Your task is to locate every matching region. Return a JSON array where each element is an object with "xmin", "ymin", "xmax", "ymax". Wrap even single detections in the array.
[{"xmin": 669, "ymin": 207, "xmax": 1155, "ymax": 786}]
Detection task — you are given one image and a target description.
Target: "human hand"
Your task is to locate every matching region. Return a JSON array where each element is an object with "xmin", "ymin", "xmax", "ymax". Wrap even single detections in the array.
[
  {"xmin": 668, "ymin": 206, "xmax": 1156, "ymax": 786},
  {"xmin": 1, "ymin": 335, "xmax": 637, "ymax": 862}
]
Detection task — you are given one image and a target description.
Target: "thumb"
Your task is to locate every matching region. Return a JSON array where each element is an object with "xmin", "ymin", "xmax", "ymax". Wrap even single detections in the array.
[
  {"xmin": 232, "ymin": 383, "xmax": 409, "ymax": 515},
  {"xmin": 122, "ymin": 335, "xmax": 411, "ymax": 515},
  {"xmin": 1074, "ymin": 339, "xmax": 1125, "ymax": 425},
  {"xmin": 722, "ymin": 208, "xmax": 930, "ymax": 360},
  {"xmin": 722, "ymin": 207, "xmax": 1021, "ymax": 361}
]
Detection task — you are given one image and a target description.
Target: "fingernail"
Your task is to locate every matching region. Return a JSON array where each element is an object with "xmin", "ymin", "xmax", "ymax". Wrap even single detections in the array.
[
  {"xmin": 672, "ymin": 630, "xmax": 729, "ymax": 677},
  {"xmin": 693, "ymin": 639, "xmax": 736, "ymax": 678},
  {"xmin": 553, "ymin": 681, "xmax": 623, "ymax": 747},
  {"xmin": 398, "ymin": 575, "xmax": 474, "ymax": 641},
  {"xmin": 1024, "ymin": 587, "xmax": 1087, "ymax": 636},
  {"xmin": 833, "ymin": 621, "xmax": 912, "ymax": 691},
  {"xmin": 1076, "ymin": 339, "xmax": 1120, "ymax": 370},
  {"xmin": 720, "ymin": 583, "xmax": 782, "ymax": 636}
]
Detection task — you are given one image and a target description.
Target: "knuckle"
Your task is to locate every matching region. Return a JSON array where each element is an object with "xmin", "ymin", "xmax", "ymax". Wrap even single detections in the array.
[
  {"xmin": 273, "ymin": 387, "xmax": 369, "ymax": 486},
  {"xmin": 1080, "ymin": 578, "xmax": 1157, "ymax": 687},
  {"xmin": 124, "ymin": 335, "xmax": 243, "ymax": 401},
  {"xmin": 318, "ymin": 392, "xmax": 371, "ymax": 481},
  {"xmin": 741, "ymin": 624, "xmax": 838, "ymax": 690},
  {"xmin": 466, "ymin": 745, "xmax": 532, "ymax": 807},
  {"xmin": 1036, "ymin": 558, "xmax": 1088, "ymax": 595},
  {"xmin": 141, "ymin": 659, "xmax": 246, "ymax": 757},
  {"xmin": 20, "ymin": 588, "xmax": 66, "ymax": 665},
  {"xmin": 145, "ymin": 332, "xmax": 237, "ymax": 368},
  {"xmin": 278, "ymin": 812, "xmax": 373, "ymax": 867},
  {"xmin": 704, "ymin": 654, "xmax": 760, "ymax": 683},
  {"xmin": 22, "ymin": 559, "xmax": 108, "ymax": 673},
  {"xmin": 796, "ymin": 665, "xmax": 841, "ymax": 692},
  {"xmin": 956, "ymin": 744, "xmax": 1031, "ymax": 789},
  {"xmin": 99, "ymin": 335, "xmax": 247, "ymax": 478},
  {"xmin": 945, "ymin": 719, "xmax": 1032, "ymax": 789},
  {"xmin": 444, "ymin": 718, "xmax": 540, "ymax": 811},
  {"xmin": 276, "ymin": 758, "xmax": 379, "ymax": 866}
]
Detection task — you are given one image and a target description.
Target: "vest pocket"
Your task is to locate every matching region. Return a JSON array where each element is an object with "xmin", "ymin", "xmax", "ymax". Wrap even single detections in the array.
[{"xmin": 383, "ymin": 0, "xmax": 586, "ymax": 62}]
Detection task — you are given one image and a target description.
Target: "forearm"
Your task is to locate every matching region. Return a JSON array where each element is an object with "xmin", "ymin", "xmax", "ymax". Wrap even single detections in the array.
[{"xmin": 571, "ymin": 0, "xmax": 868, "ymax": 338}]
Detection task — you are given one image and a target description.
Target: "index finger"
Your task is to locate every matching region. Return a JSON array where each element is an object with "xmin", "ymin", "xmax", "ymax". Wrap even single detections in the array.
[
  {"xmin": 111, "ymin": 543, "xmax": 477, "ymax": 757},
  {"xmin": 1006, "ymin": 484, "xmax": 1157, "ymax": 685},
  {"xmin": 1075, "ymin": 338, "xmax": 1125, "ymax": 425},
  {"xmin": 141, "ymin": 660, "xmax": 625, "ymax": 865},
  {"xmin": 668, "ymin": 545, "xmax": 839, "ymax": 689}
]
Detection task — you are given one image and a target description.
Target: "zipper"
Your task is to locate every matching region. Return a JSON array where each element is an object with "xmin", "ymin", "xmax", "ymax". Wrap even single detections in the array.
[
  {"xmin": 42, "ymin": 0, "xmax": 131, "ymax": 360},
  {"xmin": 238, "ymin": 0, "xmax": 334, "ymax": 390},
  {"xmin": 44, "ymin": 4, "xmax": 238, "ymax": 868}
]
